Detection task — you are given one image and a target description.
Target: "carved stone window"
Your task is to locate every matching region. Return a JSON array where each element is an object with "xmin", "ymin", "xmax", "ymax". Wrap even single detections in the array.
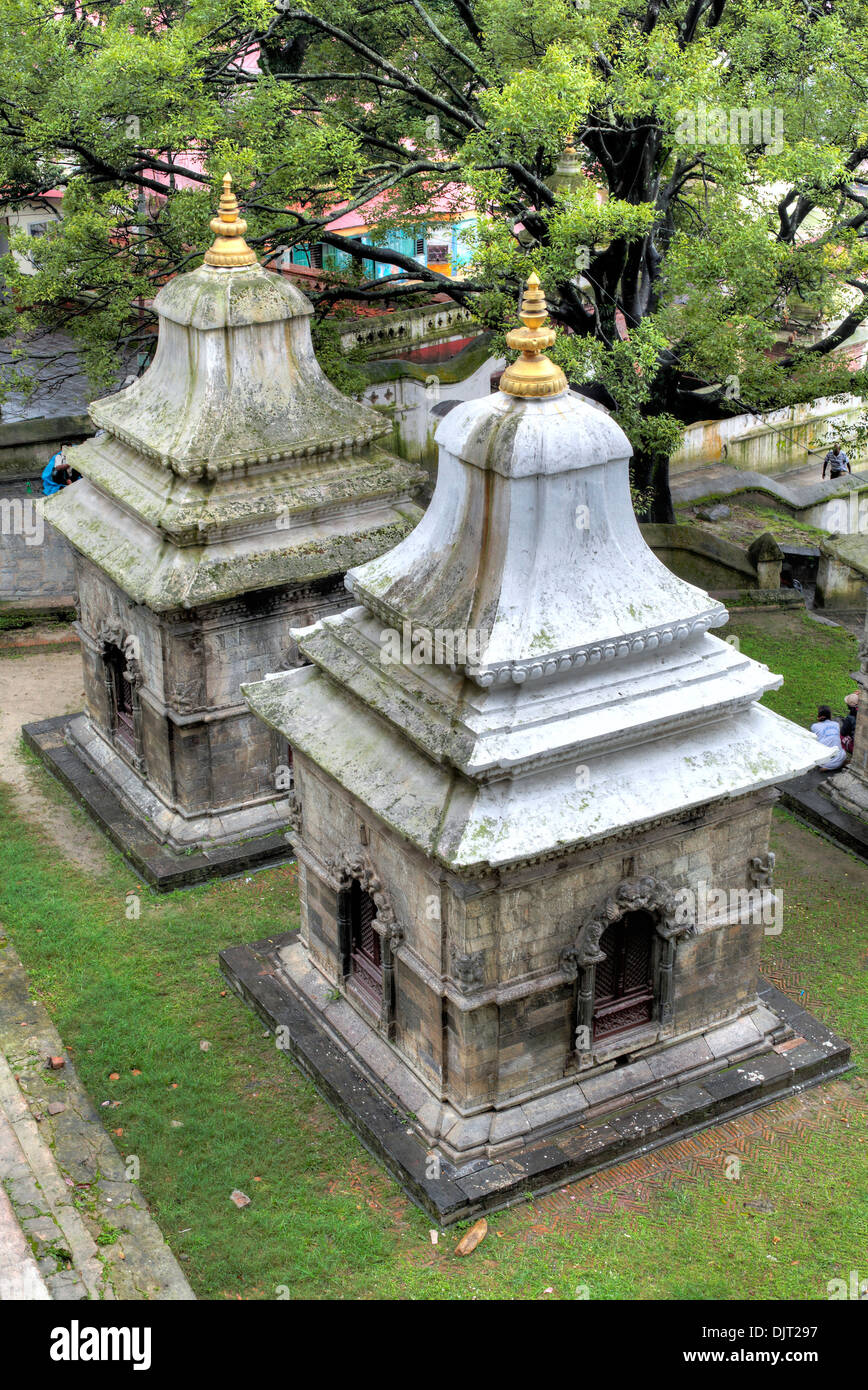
[
  {"xmin": 330, "ymin": 850, "xmax": 403, "ymax": 1037},
  {"xmin": 106, "ymin": 642, "xmax": 135, "ymax": 749},
  {"xmin": 348, "ymin": 881, "xmax": 382, "ymax": 1010},
  {"xmin": 561, "ymin": 876, "xmax": 690, "ymax": 1058},
  {"xmin": 98, "ymin": 625, "xmax": 145, "ymax": 772},
  {"xmin": 593, "ymin": 910, "xmax": 655, "ymax": 1040}
]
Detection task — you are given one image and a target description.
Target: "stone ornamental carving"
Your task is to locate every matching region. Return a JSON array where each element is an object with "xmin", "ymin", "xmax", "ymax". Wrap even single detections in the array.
[
  {"xmin": 561, "ymin": 876, "xmax": 686, "ymax": 977},
  {"xmin": 169, "ymin": 680, "xmax": 206, "ymax": 715},
  {"xmin": 326, "ymin": 848, "xmax": 401, "ymax": 942},
  {"xmin": 286, "ymin": 792, "xmax": 302, "ymax": 835},
  {"xmin": 749, "ymin": 852, "xmax": 775, "ymax": 889},
  {"xmin": 96, "ymin": 622, "xmax": 143, "ymax": 689},
  {"xmin": 451, "ymin": 949, "xmax": 485, "ymax": 990}
]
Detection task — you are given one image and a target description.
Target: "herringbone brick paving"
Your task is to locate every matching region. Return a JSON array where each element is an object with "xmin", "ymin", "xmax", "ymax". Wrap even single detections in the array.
[{"xmin": 520, "ymin": 1079, "xmax": 862, "ymax": 1232}]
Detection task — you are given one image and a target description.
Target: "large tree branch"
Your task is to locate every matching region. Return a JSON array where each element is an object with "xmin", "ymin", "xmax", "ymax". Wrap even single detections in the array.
[
  {"xmin": 778, "ymin": 296, "xmax": 868, "ymax": 365},
  {"xmin": 276, "ymin": 6, "xmax": 484, "ymax": 130}
]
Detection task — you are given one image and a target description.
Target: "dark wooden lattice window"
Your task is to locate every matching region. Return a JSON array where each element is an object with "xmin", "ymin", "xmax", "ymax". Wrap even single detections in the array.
[
  {"xmin": 349, "ymin": 879, "xmax": 382, "ymax": 1007},
  {"xmin": 593, "ymin": 909, "xmax": 655, "ymax": 1040},
  {"xmin": 106, "ymin": 643, "xmax": 135, "ymax": 749}
]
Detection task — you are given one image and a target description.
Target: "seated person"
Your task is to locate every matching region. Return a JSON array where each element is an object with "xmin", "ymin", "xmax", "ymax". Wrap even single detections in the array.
[
  {"xmin": 841, "ymin": 692, "xmax": 859, "ymax": 754},
  {"xmin": 41, "ymin": 451, "xmax": 73, "ymax": 496},
  {"xmin": 811, "ymin": 706, "xmax": 847, "ymax": 771}
]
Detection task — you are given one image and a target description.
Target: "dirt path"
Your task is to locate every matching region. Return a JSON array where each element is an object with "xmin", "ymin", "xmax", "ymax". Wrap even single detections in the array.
[{"xmin": 0, "ymin": 651, "xmax": 109, "ymax": 874}]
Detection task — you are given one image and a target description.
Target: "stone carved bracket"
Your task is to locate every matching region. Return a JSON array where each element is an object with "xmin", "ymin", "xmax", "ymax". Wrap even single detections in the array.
[
  {"xmin": 451, "ymin": 948, "xmax": 485, "ymax": 991},
  {"xmin": 749, "ymin": 852, "xmax": 775, "ymax": 890},
  {"xmin": 286, "ymin": 792, "xmax": 302, "ymax": 834},
  {"xmin": 561, "ymin": 874, "xmax": 687, "ymax": 977}
]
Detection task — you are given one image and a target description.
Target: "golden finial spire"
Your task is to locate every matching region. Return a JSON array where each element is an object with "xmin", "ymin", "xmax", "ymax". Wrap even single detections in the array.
[
  {"xmin": 204, "ymin": 173, "xmax": 257, "ymax": 268},
  {"xmin": 499, "ymin": 273, "xmax": 567, "ymax": 398}
]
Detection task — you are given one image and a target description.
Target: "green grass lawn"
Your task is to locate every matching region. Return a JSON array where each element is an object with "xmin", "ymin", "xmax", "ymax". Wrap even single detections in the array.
[
  {"xmin": 0, "ymin": 791, "xmax": 865, "ymax": 1300},
  {"xmin": 721, "ymin": 609, "xmax": 859, "ymax": 727},
  {"xmin": 0, "ymin": 606, "xmax": 865, "ymax": 1299}
]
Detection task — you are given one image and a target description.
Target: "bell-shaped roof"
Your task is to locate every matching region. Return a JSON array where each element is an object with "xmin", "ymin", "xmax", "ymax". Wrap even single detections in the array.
[
  {"xmin": 243, "ymin": 276, "xmax": 827, "ymax": 869},
  {"xmin": 46, "ymin": 175, "xmax": 424, "ymax": 609},
  {"xmin": 88, "ymin": 174, "xmax": 387, "ymax": 477}
]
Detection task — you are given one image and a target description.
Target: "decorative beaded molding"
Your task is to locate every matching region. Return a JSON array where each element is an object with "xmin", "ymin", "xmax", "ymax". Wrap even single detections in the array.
[
  {"xmin": 88, "ymin": 409, "xmax": 389, "ymax": 478},
  {"xmin": 347, "ymin": 584, "xmax": 726, "ymax": 686}
]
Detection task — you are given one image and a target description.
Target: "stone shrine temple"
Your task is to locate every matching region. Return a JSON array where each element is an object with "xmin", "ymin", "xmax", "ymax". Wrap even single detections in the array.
[
  {"xmin": 227, "ymin": 276, "xmax": 850, "ymax": 1219},
  {"xmin": 30, "ymin": 177, "xmax": 424, "ymax": 887}
]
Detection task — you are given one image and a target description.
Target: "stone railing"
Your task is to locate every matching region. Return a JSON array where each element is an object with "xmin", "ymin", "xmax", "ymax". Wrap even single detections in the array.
[{"xmin": 337, "ymin": 302, "xmax": 475, "ymax": 357}]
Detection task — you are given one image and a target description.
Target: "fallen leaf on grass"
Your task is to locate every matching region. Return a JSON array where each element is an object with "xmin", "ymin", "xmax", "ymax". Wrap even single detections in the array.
[
  {"xmin": 108, "ymin": 1072, "xmax": 120, "ymax": 1081},
  {"xmin": 454, "ymin": 1218, "xmax": 488, "ymax": 1257}
]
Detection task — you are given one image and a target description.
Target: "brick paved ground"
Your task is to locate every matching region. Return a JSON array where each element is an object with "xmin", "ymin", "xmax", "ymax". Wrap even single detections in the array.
[{"xmin": 524, "ymin": 1078, "xmax": 862, "ymax": 1231}]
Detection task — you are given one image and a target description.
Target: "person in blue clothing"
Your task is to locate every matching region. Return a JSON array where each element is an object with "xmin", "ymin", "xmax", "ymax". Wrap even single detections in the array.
[
  {"xmin": 41, "ymin": 450, "xmax": 74, "ymax": 496},
  {"xmin": 810, "ymin": 706, "xmax": 847, "ymax": 771}
]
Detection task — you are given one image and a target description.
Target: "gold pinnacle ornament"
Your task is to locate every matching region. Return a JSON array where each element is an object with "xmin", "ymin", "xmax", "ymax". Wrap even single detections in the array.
[
  {"xmin": 204, "ymin": 173, "xmax": 258, "ymax": 268},
  {"xmin": 499, "ymin": 272, "xmax": 567, "ymax": 398}
]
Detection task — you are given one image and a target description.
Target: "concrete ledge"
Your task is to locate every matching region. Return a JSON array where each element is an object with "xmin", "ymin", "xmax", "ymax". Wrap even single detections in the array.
[
  {"xmin": 0, "ymin": 598, "xmax": 76, "ymax": 622},
  {"xmin": 780, "ymin": 768, "xmax": 868, "ymax": 863},
  {"xmin": 220, "ymin": 932, "xmax": 852, "ymax": 1225},
  {"xmin": 22, "ymin": 714, "xmax": 295, "ymax": 891}
]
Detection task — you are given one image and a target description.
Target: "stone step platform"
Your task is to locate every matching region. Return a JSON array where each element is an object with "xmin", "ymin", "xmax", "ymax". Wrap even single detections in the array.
[
  {"xmin": 220, "ymin": 932, "xmax": 852, "ymax": 1225},
  {"xmin": 0, "ymin": 940, "xmax": 195, "ymax": 1299},
  {"xmin": 781, "ymin": 768, "xmax": 868, "ymax": 864},
  {"xmin": 22, "ymin": 714, "xmax": 294, "ymax": 891},
  {"xmin": 0, "ymin": 1122, "xmax": 52, "ymax": 1300}
]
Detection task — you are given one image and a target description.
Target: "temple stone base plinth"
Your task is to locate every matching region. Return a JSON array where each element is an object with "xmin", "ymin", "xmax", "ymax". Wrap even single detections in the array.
[
  {"xmin": 24, "ymin": 714, "xmax": 293, "ymax": 891},
  {"xmin": 220, "ymin": 932, "xmax": 851, "ymax": 1223}
]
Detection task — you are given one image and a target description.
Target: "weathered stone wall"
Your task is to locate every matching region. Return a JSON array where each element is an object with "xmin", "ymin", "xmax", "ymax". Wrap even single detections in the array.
[
  {"xmin": 293, "ymin": 748, "xmax": 776, "ymax": 1109},
  {"xmin": 640, "ymin": 523, "xmax": 765, "ymax": 593},
  {"xmin": 670, "ymin": 393, "xmax": 865, "ymax": 476},
  {"xmin": 0, "ymin": 485, "xmax": 76, "ymax": 612},
  {"xmin": 74, "ymin": 555, "xmax": 348, "ymax": 831},
  {"xmin": 0, "ymin": 413, "xmax": 94, "ymax": 481},
  {"xmin": 815, "ymin": 539, "xmax": 868, "ymax": 610}
]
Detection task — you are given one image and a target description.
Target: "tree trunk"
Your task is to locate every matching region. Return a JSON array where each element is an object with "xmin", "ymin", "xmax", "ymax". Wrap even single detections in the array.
[{"xmin": 631, "ymin": 446, "xmax": 675, "ymax": 524}]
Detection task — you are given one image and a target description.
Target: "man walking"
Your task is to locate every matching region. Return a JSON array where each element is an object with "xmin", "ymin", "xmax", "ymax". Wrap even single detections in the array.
[{"xmin": 822, "ymin": 440, "xmax": 852, "ymax": 480}]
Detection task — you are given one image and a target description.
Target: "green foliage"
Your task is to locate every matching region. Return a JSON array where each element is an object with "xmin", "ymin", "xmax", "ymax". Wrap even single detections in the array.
[
  {"xmin": 4, "ymin": 0, "xmax": 868, "ymax": 512},
  {"xmin": 310, "ymin": 319, "xmax": 368, "ymax": 395}
]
